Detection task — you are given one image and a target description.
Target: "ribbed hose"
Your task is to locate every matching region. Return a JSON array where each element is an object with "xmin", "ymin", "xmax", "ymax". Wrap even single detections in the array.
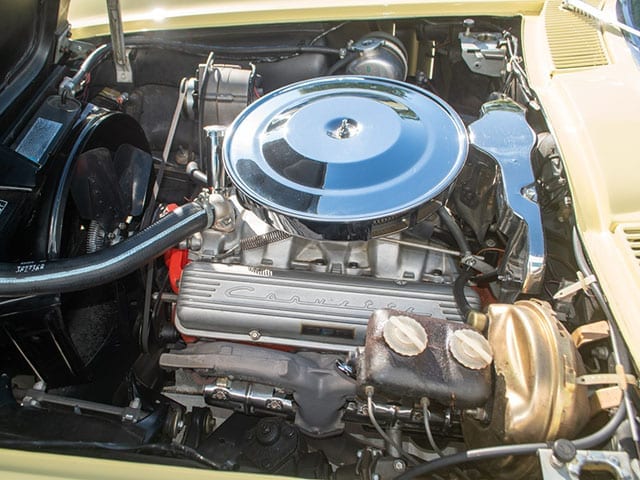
[
  {"xmin": 0, "ymin": 202, "xmax": 210, "ymax": 296},
  {"xmin": 62, "ymin": 42, "xmax": 344, "ymax": 97}
]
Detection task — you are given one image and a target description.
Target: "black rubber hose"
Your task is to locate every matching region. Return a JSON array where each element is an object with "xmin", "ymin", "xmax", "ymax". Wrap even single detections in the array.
[
  {"xmin": 63, "ymin": 41, "xmax": 343, "ymax": 95},
  {"xmin": 453, "ymin": 268, "xmax": 474, "ymax": 319},
  {"xmin": 327, "ymin": 52, "xmax": 360, "ymax": 74},
  {"xmin": 438, "ymin": 207, "xmax": 479, "ymax": 320},
  {"xmin": 396, "ymin": 402, "xmax": 627, "ymax": 480},
  {"xmin": 0, "ymin": 202, "xmax": 210, "ymax": 296},
  {"xmin": 437, "ymin": 207, "xmax": 471, "ymax": 258},
  {"xmin": 125, "ymin": 38, "xmax": 343, "ymax": 57},
  {"xmin": 74, "ymin": 41, "xmax": 342, "ymax": 65},
  {"xmin": 475, "ymin": 269, "xmax": 499, "ymax": 285}
]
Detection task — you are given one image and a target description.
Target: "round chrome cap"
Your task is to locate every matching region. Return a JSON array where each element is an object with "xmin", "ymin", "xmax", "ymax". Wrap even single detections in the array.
[{"xmin": 224, "ymin": 76, "xmax": 468, "ymax": 240}]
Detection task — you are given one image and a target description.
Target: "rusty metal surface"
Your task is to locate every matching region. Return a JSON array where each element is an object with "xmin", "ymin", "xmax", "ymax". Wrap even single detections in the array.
[{"xmin": 357, "ymin": 309, "xmax": 492, "ymax": 408}]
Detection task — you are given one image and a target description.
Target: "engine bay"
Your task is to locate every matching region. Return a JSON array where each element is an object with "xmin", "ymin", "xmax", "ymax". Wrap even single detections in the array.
[{"xmin": 0, "ymin": 13, "xmax": 636, "ymax": 480}]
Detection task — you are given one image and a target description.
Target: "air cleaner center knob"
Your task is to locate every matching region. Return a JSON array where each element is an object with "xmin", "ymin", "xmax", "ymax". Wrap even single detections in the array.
[{"xmin": 327, "ymin": 118, "xmax": 360, "ymax": 139}]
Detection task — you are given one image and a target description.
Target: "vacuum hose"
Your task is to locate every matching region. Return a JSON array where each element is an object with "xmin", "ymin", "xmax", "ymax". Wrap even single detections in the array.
[{"xmin": 0, "ymin": 201, "xmax": 211, "ymax": 296}]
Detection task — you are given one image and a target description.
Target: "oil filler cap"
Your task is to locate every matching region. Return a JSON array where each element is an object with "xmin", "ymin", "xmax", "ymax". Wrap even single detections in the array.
[
  {"xmin": 383, "ymin": 315, "xmax": 428, "ymax": 356},
  {"xmin": 449, "ymin": 329, "xmax": 493, "ymax": 370}
]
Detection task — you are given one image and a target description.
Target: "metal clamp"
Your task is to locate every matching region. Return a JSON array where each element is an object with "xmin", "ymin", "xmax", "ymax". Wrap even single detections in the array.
[
  {"xmin": 458, "ymin": 20, "xmax": 507, "ymax": 78},
  {"xmin": 106, "ymin": 0, "xmax": 133, "ymax": 84},
  {"xmin": 539, "ymin": 448, "xmax": 637, "ymax": 480},
  {"xmin": 576, "ymin": 373, "xmax": 636, "ymax": 387}
]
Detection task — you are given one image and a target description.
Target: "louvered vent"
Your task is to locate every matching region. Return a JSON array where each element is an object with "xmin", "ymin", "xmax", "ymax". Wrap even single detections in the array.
[
  {"xmin": 544, "ymin": 0, "xmax": 609, "ymax": 69},
  {"xmin": 622, "ymin": 226, "xmax": 640, "ymax": 265}
]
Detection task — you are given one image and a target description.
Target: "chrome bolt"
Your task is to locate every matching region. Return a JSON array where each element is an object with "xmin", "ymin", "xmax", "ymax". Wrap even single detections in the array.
[
  {"xmin": 265, "ymin": 399, "xmax": 284, "ymax": 411},
  {"xmin": 33, "ymin": 380, "xmax": 46, "ymax": 391},
  {"xmin": 249, "ymin": 330, "xmax": 261, "ymax": 341},
  {"xmin": 211, "ymin": 389, "xmax": 228, "ymax": 401},
  {"xmin": 463, "ymin": 18, "xmax": 475, "ymax": 36},
  {"xmin": 204, "ymin": 411, "xmax": 216, "ymax": 434}
]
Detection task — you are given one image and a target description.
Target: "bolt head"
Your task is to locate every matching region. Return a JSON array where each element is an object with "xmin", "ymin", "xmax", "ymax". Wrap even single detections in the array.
[
  {"xmin": 33, "ymin": 381, "xmax": 46, "ymax": 391},
  {"xmin": 249, "ymin": 330, "xmax": 261, "ymax": 341},
  {"xmin": 212, "ymin": 389, "xmax": 228, "ymax": 401},
  {"xmin": 265, "ymin": 399, "xmax": 283, "ymax": 411},
  {"xmin": 552, "ymin": 439, "xmax": 577, "ymax": 464}
]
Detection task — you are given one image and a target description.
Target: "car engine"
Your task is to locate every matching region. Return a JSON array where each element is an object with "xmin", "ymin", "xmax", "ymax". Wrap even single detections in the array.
[{"xmin": 0, "ymin": 14, "xmax": 633, "ymax": 480}]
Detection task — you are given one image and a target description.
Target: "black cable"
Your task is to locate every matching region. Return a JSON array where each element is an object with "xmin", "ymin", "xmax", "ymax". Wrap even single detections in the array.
[
  {"xmin": 474, "ymin": 270, "xmax": 499, "ymax": 285},
  {"xmin": 130, "ymin": 39, "xmax": 342, "ymax": 57},
  {"xmin": 0, "ymin": 439, "xmax": 224, "ymax": 470},
  {"xmin": 309, "ymin": 22, "xmax": 350, "ymax": 46},
  {"xmin": 437, "ymin": 207, "xmax": 471, "ymax": 258},
  {"xmin": 89, "ymin": 38, "xmax": 342, "ymax": 60},
  {"xmin": 140, "ymin": 263, "xmax": 155, "ymax": 354},
  {"xmin": 396, "ymin": 402, "xmax": 627, "ymax": 480},
  {"xmin": 439, "ymin": 204, "xmax": 474, "ymax": 320},
  {"xmin": 572, "ymin": 228, "xmax": 640, "ymax": 454}
]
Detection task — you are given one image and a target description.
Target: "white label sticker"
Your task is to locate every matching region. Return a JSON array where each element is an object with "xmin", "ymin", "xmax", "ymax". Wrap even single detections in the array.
[{"xmin": 15, "ymin": 117, "xmax": 63, "ymax": 163}]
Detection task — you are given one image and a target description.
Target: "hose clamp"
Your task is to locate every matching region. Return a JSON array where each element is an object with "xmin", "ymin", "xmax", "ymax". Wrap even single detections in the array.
[{"xmin": 194, "ymin": 190, "xmax": 236, "ymax": 232}]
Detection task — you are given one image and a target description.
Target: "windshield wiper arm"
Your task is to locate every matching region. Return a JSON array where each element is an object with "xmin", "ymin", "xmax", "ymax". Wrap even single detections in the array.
[{"xmin": 562, "ymin": 0, "xmax": 640, "ymax": 38}]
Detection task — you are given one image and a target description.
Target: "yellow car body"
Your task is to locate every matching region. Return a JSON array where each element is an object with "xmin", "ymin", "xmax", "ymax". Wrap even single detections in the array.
[{"xmin": 1, "ymin": 0, "xmax": 638, "ymax": 476}]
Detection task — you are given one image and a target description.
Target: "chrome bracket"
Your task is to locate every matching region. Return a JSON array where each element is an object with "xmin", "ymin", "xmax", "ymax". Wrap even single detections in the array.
[
  {"xmin": 468, "ymin": 98, "xmax": 545, "ymax": 300},
  {"xmin": 106, "ymin": 0, "xmax": 133, "ymax": 83},
  {"xmin": 539, "ymin": 448, "xmax": 639, "ymax": 480}
]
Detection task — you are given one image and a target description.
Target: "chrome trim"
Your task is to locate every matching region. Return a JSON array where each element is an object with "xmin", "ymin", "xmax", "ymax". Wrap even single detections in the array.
[
  {"xmin": 468, "ymin": 99, "xmax": 545, "ymax": 297},
  {"xmin": 204, "ymin": 125, "xmax": 226, "ymax": 191}
]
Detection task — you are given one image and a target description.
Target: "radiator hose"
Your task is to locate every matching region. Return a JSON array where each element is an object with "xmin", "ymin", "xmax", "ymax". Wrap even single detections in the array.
[{"xmin": 0, "ymin": 200, "xmax": 212, "ymax": 296}]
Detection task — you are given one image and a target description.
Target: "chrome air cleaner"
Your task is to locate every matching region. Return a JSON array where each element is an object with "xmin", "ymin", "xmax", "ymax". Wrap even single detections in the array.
[{"xmin": 223, "ymin": 76, "xmax": 468, "ymax": 240}]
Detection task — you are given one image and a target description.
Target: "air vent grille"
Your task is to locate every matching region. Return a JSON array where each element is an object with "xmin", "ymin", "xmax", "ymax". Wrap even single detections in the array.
[
  {"xmin": 544, "ymin": 0, "xmax": 609, "ymax": 69},
  {"xmin": 622, "ymin": 226, "xmax": 640, "ymax": 265}
]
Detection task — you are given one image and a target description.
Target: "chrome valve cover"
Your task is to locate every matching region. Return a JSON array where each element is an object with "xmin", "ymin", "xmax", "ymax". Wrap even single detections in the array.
[{"xmin": 175, "ymin": 262, "xmax": 481, "ymax": 351}]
